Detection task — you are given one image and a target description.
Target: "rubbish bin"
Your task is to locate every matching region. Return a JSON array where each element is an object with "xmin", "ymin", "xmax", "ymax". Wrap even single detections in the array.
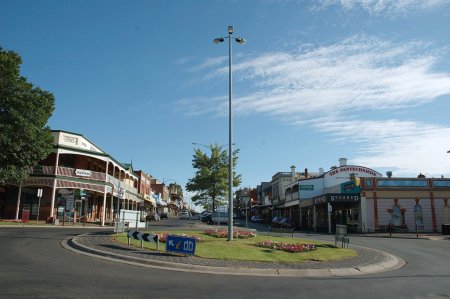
[{"xmin": 442, "ymin": 224, "xmax": 450, "ymax": 235}]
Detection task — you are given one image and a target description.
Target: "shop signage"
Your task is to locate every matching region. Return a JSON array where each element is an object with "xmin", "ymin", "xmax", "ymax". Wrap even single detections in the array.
[
  {"xmin": 328, "ymin": 166, "xmax": 379, "ymax": 177},
  {"xmin": 327, "ymin": 193, "xmax": 360, "ymax": 203},
  {"xmin": 341, "ymin": 181, "xmax": 360, "ymax": 193},
  {"xmin": 75, "ymin": 169, "xmax": 91, "ymax": 177},
  {"xmin": 300, "ymin": 185, "xmax": 314, "ymax": 190},
  {"xmin": 65, "ymin": 192, "xmax": 74, "ymax": 210},
  {"xmin": 314, "ymin": 196, "xmax": 327, "ymax": 205}
]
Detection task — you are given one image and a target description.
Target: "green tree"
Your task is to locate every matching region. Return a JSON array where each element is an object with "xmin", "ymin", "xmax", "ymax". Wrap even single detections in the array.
[
  {"xmin": 186, "ymin": 143, "xmax": 241, "ymax": 212},
  {"xmin": 0, "ymin": 48, "xmax": 55, "ymax": 183}
]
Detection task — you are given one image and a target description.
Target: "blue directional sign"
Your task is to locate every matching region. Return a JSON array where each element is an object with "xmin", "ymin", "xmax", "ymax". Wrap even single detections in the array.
[{"xmin": 165, "ymin": 235, "xmax": 196, "ymax": 255}]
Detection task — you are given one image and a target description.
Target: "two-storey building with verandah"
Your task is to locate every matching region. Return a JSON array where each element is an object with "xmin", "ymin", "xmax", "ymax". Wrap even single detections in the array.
[{"xmin": 0, "ymin": 130, "xmax": 152, "ymax": 226}]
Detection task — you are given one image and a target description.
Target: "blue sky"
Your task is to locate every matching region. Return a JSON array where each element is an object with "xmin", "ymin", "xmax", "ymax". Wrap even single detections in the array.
[{"xmin": 2, "ymin": 0, "xmax": 450, "ymax": 200}]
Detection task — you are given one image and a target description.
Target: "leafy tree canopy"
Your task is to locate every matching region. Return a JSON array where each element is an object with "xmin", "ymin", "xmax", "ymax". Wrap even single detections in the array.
[
  {"xmin": 0, "ymin": 48, "xmax": 55, "ymax": 183},
  {"xmin": 185, "ymin": 143, "xmax": 241, "ymax": 212}
]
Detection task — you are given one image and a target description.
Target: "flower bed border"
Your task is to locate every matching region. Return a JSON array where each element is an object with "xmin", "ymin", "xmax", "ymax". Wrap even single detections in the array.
[
  {"xmin": 255, "ymin": 240, "xmax": 316, "ymax": 253},
  {"xmin": 204, "ymin": 229, "xmax": 257, "ymax": 239}
]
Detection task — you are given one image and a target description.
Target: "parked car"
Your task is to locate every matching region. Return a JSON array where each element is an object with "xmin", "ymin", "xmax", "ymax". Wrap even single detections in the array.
[
  {"xmin": 160, "ymin": 212, "xmax": 169, "ymax": 219},
  {"xmin": 250, "ymin": 215, "xmax": 263, "ymax": 223},
  {"xmin": 146, "ymin": 212, "xmax": 160, "ymax": 221},
  {"xmin": 279, "ymin": 217, "xmax": 294, "ymax": 228},
  {"xmin": 271, "ymin": 216, "xmax": 283, "ymax": 227},
  {"xmin": 180, "ymin": 211, "xmax": 190, "ymax": 219},
  {"xmin": 212, "ymin": 210, "xmax": 228, "ymax": 224},
  {"xmin": 190, "ymin": 213, "xmax": 201, "ymax": 220},
  {"xmin": 201, "ymin": 213, "xmax": 212, "ymax": 224}
]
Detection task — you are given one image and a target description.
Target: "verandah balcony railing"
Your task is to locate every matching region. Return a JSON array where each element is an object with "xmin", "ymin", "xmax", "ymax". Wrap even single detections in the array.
[
  {"xmin": 107, "ymin": 175, "xmax": 138, "ymax": 195},
  {"xmin": 28, "ymin": 165, "xmax": 55, "ymax": 175},
  {"xmin": 57, "ymin": 166, "xmax": 106, "ymax": 181},
  {"xmin": 28, "ymin": 165, "xmax": 107, "ymax": 182},
  {"xmin": 27, "ymin": 166, "xmax": 138, "ymax": 194}
]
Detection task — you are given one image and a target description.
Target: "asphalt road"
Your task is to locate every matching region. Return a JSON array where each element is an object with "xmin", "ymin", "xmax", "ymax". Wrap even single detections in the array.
[{"xmin": 0, "ymin": 220, "xmax": 449, "ymax": 299}]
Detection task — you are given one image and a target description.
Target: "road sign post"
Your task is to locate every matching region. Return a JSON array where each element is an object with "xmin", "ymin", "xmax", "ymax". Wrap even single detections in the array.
[
  {"xmin": 36, "ymin": 188, "xmax": 43, "ymax": 223},
  {"xmin": 165, "ymin": 235, "xmax": 196, "ymax": 256},
  {"xmin": 127, "ymin": 231, "xmax": 159, "ymax": 250}
]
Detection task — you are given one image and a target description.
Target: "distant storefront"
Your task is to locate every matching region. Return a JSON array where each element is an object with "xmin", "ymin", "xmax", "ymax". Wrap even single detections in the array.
[
  {"xmin": 295, "ymin": 159, "xmax": 382, "ymax": 232},
  {"xmin": 282, "ymin": 158, "xmax": 450, "ymax": 233},
  {"xmin": 361, "ymin": 178, "xmax": 450, "ymax": 233}
]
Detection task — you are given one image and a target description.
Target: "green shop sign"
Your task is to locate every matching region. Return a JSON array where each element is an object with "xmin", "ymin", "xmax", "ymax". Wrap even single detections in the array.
[{"xmin": 300, "ymin": 185, "xmax": 314, "ymax": 190}]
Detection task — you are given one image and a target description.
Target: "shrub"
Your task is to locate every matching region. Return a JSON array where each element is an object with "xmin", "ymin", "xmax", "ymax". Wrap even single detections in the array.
[
  {"xmin": 203, "ymin": 229, "xmax": 256, "ymax": 239},
  {"xmin": 157, "ymin": 233, "xmax": 204, "ymax": 243},
  {"xmin": 255, "ymin": 240, "xmax": 316, "ymax": 253}
]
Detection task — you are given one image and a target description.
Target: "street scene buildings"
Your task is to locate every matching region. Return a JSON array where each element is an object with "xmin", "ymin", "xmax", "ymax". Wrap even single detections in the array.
[
  {"xmin": 238, "ymin": 158, "xmax": 450, "ymax": 234},
  {"xmin": 1, "ymin": 130, "xmax": 449, "ymax": 234},
  {"xmin": 0, "ymin": 130, "xmax": 184, "ymax": 225}
]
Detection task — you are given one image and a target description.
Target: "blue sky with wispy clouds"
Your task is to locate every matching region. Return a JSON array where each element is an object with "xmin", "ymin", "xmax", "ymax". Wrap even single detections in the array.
[{"xmin": 2, "ymin": 0, "xmax": 450, "ymax": 199}]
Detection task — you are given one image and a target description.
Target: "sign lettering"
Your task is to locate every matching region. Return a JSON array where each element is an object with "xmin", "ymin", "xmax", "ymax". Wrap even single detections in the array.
[
  {"xmin": 327, "ymin": 193, "xmax": 360, "ymax": 203},
  {"xmin": 75, "ymin": 169, "xmax": 92, "ymax": 177},
  {"xmin": 166, "ymin": 235, "xmax": 196, "ymax": 255},
  {"xmin": 328, "ymin": 167, "xmax": 379, "ymax": 177}
]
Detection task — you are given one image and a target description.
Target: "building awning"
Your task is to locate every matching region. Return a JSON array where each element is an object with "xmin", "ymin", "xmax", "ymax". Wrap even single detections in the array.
[
  {"xmin": 145, "ymin": 197, "xmax": 156, "ymax": 205},
  {"xmin": 252, "ymin": 204, "xmax": 272, "ymax": 209},
  {"xmin": 158, "ymin": 200, "xmax": 168, "ymax": 206},
  {"xmin": 276, "ymin": 200, "xmax": 299, "ymax": 209}
]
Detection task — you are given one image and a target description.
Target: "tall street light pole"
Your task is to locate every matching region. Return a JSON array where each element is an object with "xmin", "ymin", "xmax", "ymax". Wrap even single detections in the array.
[{"xmin": 214, "ymin": 26, "xmax": 246, "ymax": 241}]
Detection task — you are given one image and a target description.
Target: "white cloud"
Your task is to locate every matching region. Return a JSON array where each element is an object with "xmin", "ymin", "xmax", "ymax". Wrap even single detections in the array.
[
  {"xmin": 188, "ymin": 56, "xmax": 228, "ymax": 72},
  {"xmin": 175, "ymin": 95, "xmax": 227, "ymax": 117},
  {"xmin": 231, "ymin": 36, "xmax": 450, "ymax": 121},
  {"xmin": 177, "ymin": 35, "xmax": 450, "ymax": 176},
  {"xmin": 178, "ymin": 36, "xmax": 450, "ymax": 120},
  {"xmin": 347, "ymin": 121, "xmax": 450, "ymax": 176},
  {"xmin": 303, "ymin": 117, "xmax": 450, "ymax": 176},
  {"xmin": 314, "ymin": 0, "xmax": 450, "ymax": 15}
]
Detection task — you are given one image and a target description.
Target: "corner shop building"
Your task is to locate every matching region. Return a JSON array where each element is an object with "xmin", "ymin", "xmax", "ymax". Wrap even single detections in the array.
[{"xmin": 0, "ymin": 131, "xmax": 147, "ymax": 226}]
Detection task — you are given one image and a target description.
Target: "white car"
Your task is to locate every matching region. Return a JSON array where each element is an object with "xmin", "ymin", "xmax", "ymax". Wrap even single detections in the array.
[
  {"xmin": 212, "ymin": 211, "xmax": 228, "ymax": 224},
  {"xmin": 180, "ymin": 212, "xmax": 190, "ymax": 219}
]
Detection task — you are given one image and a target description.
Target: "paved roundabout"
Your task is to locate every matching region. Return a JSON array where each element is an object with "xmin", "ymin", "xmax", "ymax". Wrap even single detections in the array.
[{"xmin": 62, "ymin": 231, "xmax": 406, "ymax": 277}]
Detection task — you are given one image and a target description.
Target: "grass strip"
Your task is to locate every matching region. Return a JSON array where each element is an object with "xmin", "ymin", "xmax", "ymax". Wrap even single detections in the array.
[{"xmin": 114, "ymin": 230, "xmax": 357, "ymax": 263}]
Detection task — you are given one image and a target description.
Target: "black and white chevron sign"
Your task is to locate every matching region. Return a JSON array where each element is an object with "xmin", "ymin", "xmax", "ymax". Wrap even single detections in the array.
[{"xmin": 127, "ymin": 231, "xmax": 159, "ymax": 243}]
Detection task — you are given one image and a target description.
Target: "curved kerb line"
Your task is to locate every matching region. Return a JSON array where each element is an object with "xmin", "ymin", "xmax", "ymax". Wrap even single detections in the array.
[{"xmin": 61, "ymin": 235, "xmax": 406, "ymax": 278}]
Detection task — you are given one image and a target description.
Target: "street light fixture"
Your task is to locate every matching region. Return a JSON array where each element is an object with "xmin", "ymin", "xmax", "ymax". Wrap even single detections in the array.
[
  {"xmin": 214, "ymin": 25, "xmax": 246, "ymax": 241},
  {"xmin": 192, "ymin": 142, "xmax": 210, "ymax": 149}
]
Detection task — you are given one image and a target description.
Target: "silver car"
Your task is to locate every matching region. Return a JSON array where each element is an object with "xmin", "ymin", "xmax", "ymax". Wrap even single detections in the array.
[{"xmin": 180, "ymin": 212, "xmax": 190, "ymax": 219}]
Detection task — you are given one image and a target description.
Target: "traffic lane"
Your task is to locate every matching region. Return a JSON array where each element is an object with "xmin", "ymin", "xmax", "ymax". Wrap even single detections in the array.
[
  {"xmin": 348, "ymin": 235, "xmax": 450, "ymax": 278},
  {"xmin": 0, "ymin": 234, "xmax": 421, "ymax": 299},
  {"xmin": 1, "ymin": 255, "xmax": 446, "ymax": 299},
  {"xmin": 296, "ymin": 232, "xmax": 450, "ymax": 279},
  {"xmin": 1, "ymin": 227, "xmax": 449, "ymax": 299}
]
